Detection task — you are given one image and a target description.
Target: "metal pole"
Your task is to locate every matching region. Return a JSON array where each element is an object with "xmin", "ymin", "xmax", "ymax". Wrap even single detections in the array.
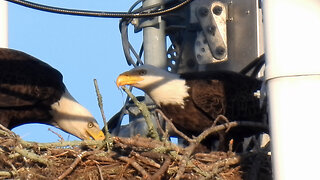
[
  {"xmin": 0, "ymin": 1, "xmax": 8, "ymax": 48},
  {"xmin": 264, "ymin": 1, "xmax": 320, "ymax": 179},
  {"xmin": 142, "ymin": 0, "xmax": 167, "ymax": 68}
]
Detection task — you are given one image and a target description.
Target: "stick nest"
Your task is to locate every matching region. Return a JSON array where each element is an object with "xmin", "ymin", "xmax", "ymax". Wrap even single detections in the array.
[{"xmin": 0, "ymin": 124, "xmax": 271, "ymax": 180}]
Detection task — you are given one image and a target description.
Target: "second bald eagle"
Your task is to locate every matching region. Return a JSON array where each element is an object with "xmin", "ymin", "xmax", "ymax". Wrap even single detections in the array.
[{"xmin": 0, "ymin": 48, "xmax": 105, "ymax": 140}]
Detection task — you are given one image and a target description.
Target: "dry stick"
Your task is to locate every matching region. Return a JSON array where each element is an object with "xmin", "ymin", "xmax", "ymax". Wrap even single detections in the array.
[
  {"xmin": 131, "ymin": 151, "xmax": 161, "ymax": 168},
  {"xmin": 118, "ymin": 162, "xmax": 129, "ymax": 179},
  {"xmin": 0, "ymin": 171, "xmax": 17, "ymax": 178},
  {"xmin": 57, "ymin": 151, "xmax": 94, "ymax": 180},
  {"xmin": 121, "ymin": 86, "xmax": 160, "ymax": 140},
  {"xmin": 194, "ymin": 115, "xmax": 269, "ymax": 144},
  {"xmin": 154, "ymin": 111, "xmax": 166, "ymax": 137},
  {"xmin": 19, "ymin": 138, "xmax": 105, "ymax": 150},
  {"xmin": 48, "ymin": 128, "xmax": 65, "ymax": 142},
  {"xmin": 150, "ymin": 155, "xmax": 171, "ymax": 180},
  {"xmin": 14, "ymin": 146, "xmax": 52, "ymax": 166},
  {"xmin": 0, "ymin": 124, "xmax": 15, "ymax": 137},
  {"xmin": 93, "ymin": 79, "xmax": 113, "ymax": 151},
  {"xmin": 173, "ymin": 115, "xmax": 235, "ymax": 179},
  {"xmin": 155, "ymin": 109, "xmax": 194, "ymax": 143},
  {"xmin": 207, "ymin": 156, "xmax": 240, "ymax": 178},
  {"xmin": 175, "ymin": 147, "xmax": 193, "ymax": 180},
  {"xmin": 118, "ymin": 156, "xmax": 151, "ymax": 180},
  {"xmin": 114, "ymin": 136, "xmax": 182, "ymax": 153},
  {"xmin": 96, "ymin": 164, "xmax": 104, "ymax": 180}
]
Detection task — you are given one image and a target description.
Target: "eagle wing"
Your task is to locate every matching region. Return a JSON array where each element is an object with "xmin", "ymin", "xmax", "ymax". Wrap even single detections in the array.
[
  {"xmin": 0, "ymin": 48, "xmax": 65, "ymax": 108},
  {"xmin": 188, "ymin": 79, "xmax": 226, "ymax": 120},
  {"xmin": 181, "ymin": 70, "xmax": 262, "ymax": 122}
]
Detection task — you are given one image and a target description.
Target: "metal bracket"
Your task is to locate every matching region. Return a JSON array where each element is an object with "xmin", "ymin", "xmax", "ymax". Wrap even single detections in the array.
[
  {"xmin": 195, "ymin": 1, "xmax": 227, "ymax": 64},
  {"xmin": 132, "ymin": 16, "xmax": 162, "ymax": 33}
]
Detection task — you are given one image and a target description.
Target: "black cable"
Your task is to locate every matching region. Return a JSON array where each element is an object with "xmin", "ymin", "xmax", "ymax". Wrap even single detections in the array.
[
  {"xmin": 250, "ymin": 55, "xmax": 265, "ymax": 78},
  {"xmin": 120, "ymin": 20, "xmax": 136, "ymax": 66},
  {"xmin": 5, "ymin": 0, "xmax": 193, "ymax": 18},
  {"xmin": 129, "ymin": 43, "xmax": 144, "ymax": 66},
  {"xmin": 128, "ymin": 0, "xmax": 144, "ymax": 13},
  {"xmin": 240, "ymin": 54, "xmax": 265, "ymax": 75}
]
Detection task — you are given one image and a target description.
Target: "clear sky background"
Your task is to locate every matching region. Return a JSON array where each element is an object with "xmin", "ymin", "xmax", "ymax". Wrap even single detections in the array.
[{"xmin": 8, "ymin": 0, "xmax": 142, "ymax": 142}]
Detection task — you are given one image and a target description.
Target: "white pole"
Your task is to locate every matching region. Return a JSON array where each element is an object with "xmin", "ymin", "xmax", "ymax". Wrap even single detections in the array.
[
  {"xmin": 0, "ymin": 0, "xmax": 8, "ymax": 48},
  {"xmin": 264, "ymin": 1, "xmax": 320, "ymax": 180}
]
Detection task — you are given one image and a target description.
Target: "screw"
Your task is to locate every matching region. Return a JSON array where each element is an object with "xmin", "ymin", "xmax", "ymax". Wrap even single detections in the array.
[
  {"xmin": 215, "ymin": 46, "xmax": 225, "ymax": 56},
  {"xmin": 207, "ymin": 25, "xmax": 216, "ymax": 36},
  {"xmin": 213, "ymin": 5, "xmax": 223, "ymax": 15},
  {"xmin": 198, "ymin": 7, "xmax": 209, "ymax": 17}
]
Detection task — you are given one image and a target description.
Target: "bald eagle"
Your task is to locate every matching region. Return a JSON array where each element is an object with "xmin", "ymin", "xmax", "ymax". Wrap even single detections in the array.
[
  {"xmin": 116, "ymin": 65, "xmax": 264, "ymax": 141},
  {"xmin": 0, "ymin": 48, "xmax": 105, "ymax": 140}
]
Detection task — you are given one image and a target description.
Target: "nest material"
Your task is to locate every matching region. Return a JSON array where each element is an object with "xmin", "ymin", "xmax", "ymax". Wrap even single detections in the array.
[{"xmin": 0, "ymin": 124, "xmax": 271, "ymax": 180}]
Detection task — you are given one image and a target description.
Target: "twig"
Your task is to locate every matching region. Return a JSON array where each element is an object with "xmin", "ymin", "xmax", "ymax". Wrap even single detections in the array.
[
  {"xmin": 0, "ymin": 124, "xmax": 15, "ymax": 137},
  {"xmin": 94, "ymin": 79, "xmax": 113, "ymax": 151},
  {"xmin": 114, "ymin": 136, "xmax": 182, "ymax": 153},
  {"xmin": 175, "ymin": 157, "xmax": 188, "ymax": 180},
  {"xmin": 0, "ymin": 170, "xmax": 17, "ymax": 178},
  {"xmin": 131, "ymin": 151, "xmax": 160, "ymax": 168},
  {"xmin": 48, "ymin": 128, "xmax": 65, "ymax": 142},
  {"xmin": 195, "ymin": 115, "xmax": 268, "ymax": 144},
  {"xmin": 19, "ymin": 139, "xmax": 105, "ymax": 150},
  {"xmin": 4, "ymin": 160, "xmax": 18, "ymax": 176},
  {"xmin": 96, "ymin": 164, "xmax": 104, "ymax": 180},
  {"xmin": 151, "ymin": 155, "xmax": 171, "ymax": 180},
  {"xmin": 14, "ymin": 146, "xmax": 52, "ymax": 166},
  {"xmin": 57, "ymin": 151, "xmax": 94, "ymax": 180},
  {"xmin": 118, "ymin": 162, "xmax": 129, "ymax": 179},
  {"xmin": 121, "ymin": 86, "xmax": 160, "ymax": 140},
  {"xmin": 228, "ymin": 139, "xmax": 234, "ymax": 153},
  {"xmin": 212, "ymin": 156, "xmax": 240, "ymax": 168},
  {"xmin": 212, "ymin": 115, "xmax": 231, "ymax": 132},
  {"xmin": 174, "ymin": 115, "xmax": 259, "ymax": 179},
  {"xmin": 155, "ymin": 109, "xmax": 194, "ymax": 143},
  {"xmin": 130, "ymin": 151, "xmax": 160, "ymax": 168},
  {"xmin": 118, "ymin": 156, "xmax": 151, "ymax": 180},
  {"xmin": 154, "ymin": 110, "xmax": 165, "ymax": 137},
  {"xmin": 207, "ymin": 156, "xmax": 240, "ymax": 178}
]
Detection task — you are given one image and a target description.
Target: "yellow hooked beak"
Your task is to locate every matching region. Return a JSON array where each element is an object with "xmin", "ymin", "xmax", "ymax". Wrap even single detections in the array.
[
  {"xmin": 116, "ymin": 72, "xmax": 144, "ymax": 87},
  {"xmin": 86, "ymin": 126, "xmax": 105, "ymax": 140}
]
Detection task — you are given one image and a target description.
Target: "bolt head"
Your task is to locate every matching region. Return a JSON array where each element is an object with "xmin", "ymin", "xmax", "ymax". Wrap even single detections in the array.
[
  {"xmin": 215, "ymin": 46, "xmax": 225, "ymax": 56},
  {"xmin": 213, "ymin": 6, "xmax": 223, "ymax": 15},
  {"xmin": 198, "ymin": 7, "xmax": 209, "ymax": 17}
]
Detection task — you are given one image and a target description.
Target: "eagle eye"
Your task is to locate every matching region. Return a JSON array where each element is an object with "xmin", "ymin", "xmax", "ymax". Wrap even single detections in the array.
[
  {"xmin": 88, "ymin": 122, "xmax": 94, "ymax": 128},
  {"xmin": 139, "ymin": 70, "xmax": 147, "ymax": 76}
]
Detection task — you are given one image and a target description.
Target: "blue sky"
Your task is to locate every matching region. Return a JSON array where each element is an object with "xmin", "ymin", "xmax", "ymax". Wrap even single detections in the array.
[{"xmin": 8, "ymin": 0, "xmax": 142, "ymax": 142}]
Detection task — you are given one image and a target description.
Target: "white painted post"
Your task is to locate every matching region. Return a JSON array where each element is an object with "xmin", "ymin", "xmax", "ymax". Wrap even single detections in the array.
[
  {"xmin": 0, "ymin": 1, "xmax": 8, "ymax": 48},
  {"xmin": 264, "ymin": 1, "xmax": 320, "ymax": 179}
]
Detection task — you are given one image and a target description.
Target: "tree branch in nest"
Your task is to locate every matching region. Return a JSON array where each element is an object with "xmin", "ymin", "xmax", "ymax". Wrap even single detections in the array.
[
  {"xmin": 121, "ymin": 86, "xmax": 160, "ymax": 140},
  {"xmin": 13, "ymin": 146, "xmax": 52, "ymax": 166},
  {"xmin": 57, "ymin": 151, "xmax": 95, "ymax": 180},
  {"xmin": 131, "ymin": 151, "xmax": 160, "ymax": 168},
  {"xmin": 118, "ymin": 156, "xmax": 151, "ymax": 179},
  {"xmin": 48, "ymin": 128, "xmax": 65, "ymax": 142},
  {"xmin": 0, "ymin": 171, "xmax": 17, "ymax": 179},
  {"xmin": 151, "ymin": 154, "xmax": 171, "ymax": 180},
  {"xmin": 94, "ymin": 79, "xmax": 113, "ymax": 151},
  {"xmin": 155, "ymin": 109, "xmax": 195, "ymax": 144},
  {"xmin": 19, "ymin": 139, "xmax": 105, "ymax": 150}
]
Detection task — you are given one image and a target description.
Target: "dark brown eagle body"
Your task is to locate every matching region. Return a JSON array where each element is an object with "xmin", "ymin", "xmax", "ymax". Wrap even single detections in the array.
[{"xmin": 161, "ymin": 71, "xmax": 263, "ymax": 136}]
